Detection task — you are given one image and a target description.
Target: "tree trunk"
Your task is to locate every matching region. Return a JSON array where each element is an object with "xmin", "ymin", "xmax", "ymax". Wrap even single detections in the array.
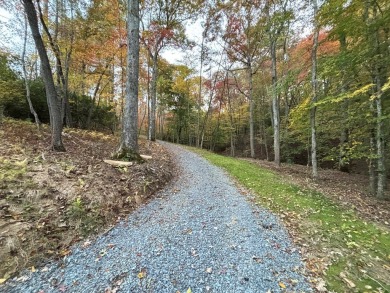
[
  {"xmin": 196, "ymin": 36, "xmax": 205, "ymax": 148},
  {"xmin": 310, "ymin": 0, "xmax": 319, "ymax": 179},
  {"xmin": 271, "ymin": 39, "xmax": 280, "ymax": 166},
  {"xmin": 114, "ymin": 0, "xmax": 141, "ymax": 161},
  {"xmin": 23, "ymin": 0, "xmax": 64, "ymax": 151},
  {"xmin": 22, "ymin": 14, "xmax": 40, "ymax": 129},
  {"xmin": 226, "ymin": 71, "xmax": 235, "ymax": 157},
  {"xmin": 375, "ymin": 88, "xmax": 386, "ymax": 199},
  {"xmin": 247, "ymin": 65, "xmax": 255, "ymax": 158},
  {"xmin": 86, "ymin": 64, "xmax": 110, "ymax": 128},
  {"xmin": 63, "ymin": 48, "xmax": 73, "ymax": 127},
  {"xmin": 148, "ymin": 54, "xmax": 158, "ymax": 141},
  {"xmin": 39, "ymin": 0, "xmax": 73, "ymax": 127},
  {"xmin": 372, "ymin": 5, "xmax": 387, "ymax": 199},
  {"xmin": 338, "ymin": 34, "xmax": 349, "ymax": 172},
  {"xmin": 369, "ymin": 103, "xmax": 377, "ymax": 196}
]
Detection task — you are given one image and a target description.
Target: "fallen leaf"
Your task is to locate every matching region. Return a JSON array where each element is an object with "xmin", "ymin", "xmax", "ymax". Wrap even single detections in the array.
[
  {"xmin": 315, "ymin": 279, "xmax": 327, "ymax": 292},
  {"xmin": 252, "ymin": 256, "xmax": 262, "ymax": 263},
  {"xmin": 60, "ymin": 249, "xmax": 71, "ymax": 256},
  {"xmin": 137, "ymin": 271, "xmax": 146, "ymax": 279},
  {"xmin": 0, "ymin": 278, "xmax": 7, "ymax": 284},
  {"xmin": 31, "ymin": 266, "xmax": 36, "ymax": 273},
  {"xmin": 279, "ymin": 282, "xmax": 286, "ymax": 289},
  {"xmin": 186, "ymin": 288, "xmax": 192, "ymax": 293},
  {"xmin": 342, "ymin": 277, "xmax": 355, "ymax": 288},
  {"xmin": 339, "ymin": 272, "xmax": 355, "ymax": 288},
  {"xmin": 206, "ymin": 268, "xmax": 212, "ymax": 273}
]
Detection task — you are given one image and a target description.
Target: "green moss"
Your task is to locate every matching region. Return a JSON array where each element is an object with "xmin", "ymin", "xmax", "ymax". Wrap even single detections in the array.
[
  {"xmin": 111, "ymin": 147, "xmax": 144, "ymax": 163},
  {"xmin": 192, "ymin": 147, "xmax": 390, "ymax": 292}
]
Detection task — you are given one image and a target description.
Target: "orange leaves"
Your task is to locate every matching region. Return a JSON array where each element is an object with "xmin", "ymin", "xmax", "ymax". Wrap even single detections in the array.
[{"xmin": 289, "ymin": 31, "xmax": 339, "ymax": 82}]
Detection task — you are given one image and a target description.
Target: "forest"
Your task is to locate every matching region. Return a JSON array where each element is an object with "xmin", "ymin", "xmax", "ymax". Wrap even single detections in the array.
[{"xmin": 0, "ymin": 0, "xmax": 389, "ymax": 199}]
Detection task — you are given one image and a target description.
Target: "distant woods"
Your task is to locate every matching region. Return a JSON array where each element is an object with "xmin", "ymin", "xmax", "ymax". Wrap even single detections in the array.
[{"xmin": 0, "ymin": 0, "xmax": 389, "ymax": 198}]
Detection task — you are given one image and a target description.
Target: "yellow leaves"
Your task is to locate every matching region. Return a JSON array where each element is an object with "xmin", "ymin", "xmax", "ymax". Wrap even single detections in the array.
[
  {"xmin": 0, "ymin": 278, "xmax": 7, "ymax": 284},
  {"xmin": 31, "ymin": 266, "xmax": 36, "ymax": 272},
  {"xmin": 60, "ymin": 249, "xmax": 71, "ymax": 257},
  {"xmin": 382, "ymin": 77, "xmax": 390, "ymax": 92},
  {"xmin": 137, "ymin": 269, "xmax": 146, "ymax": 279},
  {"xmin": 315, "ymin": 83, "xmax": 375, "ymax": 107},
  {"xmin": 279, "ymin": 281, "xmax": 286, "ymax": 289}
]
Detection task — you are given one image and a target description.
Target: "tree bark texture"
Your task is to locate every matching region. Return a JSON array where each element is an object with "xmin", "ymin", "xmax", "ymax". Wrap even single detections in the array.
[
  {"xmin": 117, "ymin": 0, "xmax": 140, "ymax": 155},
  {"xmin": 271, "ymin": 40, "xmax": 280, "ymax": 166},
  {"xmin": 247, "ymin": 65, "xmax": 255, "ymax": 158},
  {"xmin": 23, "ymin": 0, "xmax": 65, "ymax": 151},
  {"xmin": 148, "ymin": 54, "xmax": 158, "ymax": 141},
  {"xmin": 310, "ymin": 0, "xmax": 319, "ymax": 179}
]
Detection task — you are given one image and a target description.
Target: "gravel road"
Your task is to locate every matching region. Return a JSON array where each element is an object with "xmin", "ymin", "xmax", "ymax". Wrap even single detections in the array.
[{"xmin": 2, "ymin": 143, "xmax": 312, "ymax": 292}]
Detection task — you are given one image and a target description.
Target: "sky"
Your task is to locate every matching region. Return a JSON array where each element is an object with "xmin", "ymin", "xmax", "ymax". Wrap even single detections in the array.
[
  {"xmin": 161, "ymin": 19, "xmax": 203, "ymax": 65},
  {"xmin": 0, "ymin": 8, "xmax": 13, "ymax": 49}
]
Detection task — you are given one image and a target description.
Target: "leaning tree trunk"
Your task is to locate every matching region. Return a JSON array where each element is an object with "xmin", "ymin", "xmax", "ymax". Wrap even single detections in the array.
[
  {"xmin": 22, "ymin": 14, "xmax": 40, "ymax": 129},
  {"xmin": 23, "ymin": 0, "xmax": 64, "ymax": 151},
  {"xmin": 114, "ymin": 0, "xmax": 142, "ymax": 162}
]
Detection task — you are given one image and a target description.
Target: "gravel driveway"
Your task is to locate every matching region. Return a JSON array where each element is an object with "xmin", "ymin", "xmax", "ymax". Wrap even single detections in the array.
[{"xmin": 2, "ymin": 143, "xmax": 311, "ymax": 292}]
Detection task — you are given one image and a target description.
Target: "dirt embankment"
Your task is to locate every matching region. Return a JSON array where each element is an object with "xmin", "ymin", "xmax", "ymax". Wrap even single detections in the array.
[{"xmin": 0, "ymin": 119, "xmax": 174, "ymax": 281}]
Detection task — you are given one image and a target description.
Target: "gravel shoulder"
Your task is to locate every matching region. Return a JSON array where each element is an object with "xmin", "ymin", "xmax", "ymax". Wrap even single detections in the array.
[{"xmin": 2, "ymin": 143, "xmax": 311, "ymax": 293}]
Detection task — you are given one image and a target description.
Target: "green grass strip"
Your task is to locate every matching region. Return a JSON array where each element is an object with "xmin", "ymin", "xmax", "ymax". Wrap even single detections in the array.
[{"xmin": 192, "ymin": 148, "xmax": 390, "ymax": 292}]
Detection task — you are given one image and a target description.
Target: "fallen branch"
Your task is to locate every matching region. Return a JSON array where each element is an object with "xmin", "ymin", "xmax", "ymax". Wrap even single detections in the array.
[
  {"xmin": 140, "ymin": 154, "xmax": 152, "ymax": 160},
  {"xmin": 103, "ymin": 159, "xmax": 133, "ymax": 167}
]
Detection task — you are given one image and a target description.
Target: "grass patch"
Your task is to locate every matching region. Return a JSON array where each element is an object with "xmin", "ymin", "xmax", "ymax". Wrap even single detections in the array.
[
  {"xmin": 0, "ymin": 157, "xmax": 27, "ymax": 183},
  {"xmin": 193, "ymin": 148, "xmax": 390, "ymax": 292}
]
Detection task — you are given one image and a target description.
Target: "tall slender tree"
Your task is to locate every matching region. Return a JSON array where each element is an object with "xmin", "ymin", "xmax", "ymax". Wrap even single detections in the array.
[
  {"xmin": 310, "ymin": 0, "xmax": 319, "ymax": 179},
  {"xmin": 265, "ymin": 0, "xmax": 291, "ymax": 166},
  {"xmin": 22, "ymin": 13, "xmax": 40, "ymax": 129},
  {"xmin": 222, "ymin": 0, "xmax": 265, "ymax": 158},
  {"xmin": 22, "ymin": 0, "xmax": 65, "ymax": 151},
  {"xmin": 141, "ymin": 0, "xmax": 200, "ymax": 141}
]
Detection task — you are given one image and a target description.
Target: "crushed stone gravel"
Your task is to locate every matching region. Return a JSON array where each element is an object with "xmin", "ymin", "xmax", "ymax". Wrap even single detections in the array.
[{"xmin": 2, "ymin": 143, "xmax": 312, "ymax": 292}]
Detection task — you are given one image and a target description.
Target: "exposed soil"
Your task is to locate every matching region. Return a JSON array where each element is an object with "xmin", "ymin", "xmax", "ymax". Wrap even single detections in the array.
[
  {"xmin": 0, "ymin": 119, "xmax": 174, "ymax": 281},
  {"xmin": 244, "ymin": 158, "xmax": 390, "ymax": 228}
]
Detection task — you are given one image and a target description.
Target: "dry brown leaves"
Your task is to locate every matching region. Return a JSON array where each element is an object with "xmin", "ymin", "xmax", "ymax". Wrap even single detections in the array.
[{"xmin": 0, "ymin": 119, "xmax": 174, "ymax": 280}]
